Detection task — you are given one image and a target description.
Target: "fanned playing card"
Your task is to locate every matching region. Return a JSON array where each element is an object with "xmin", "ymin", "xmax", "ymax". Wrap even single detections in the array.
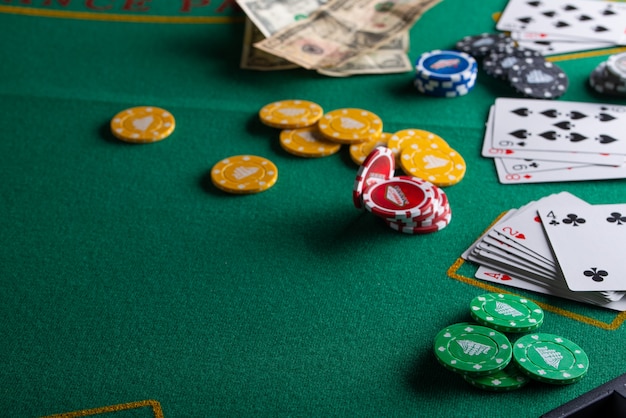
[
  {"xmin": 497, "ymin": 0, "xmax": 626, "ymax": 45},
  {"xmin": 492, "ymin": 98, "xmax": 626, "ymax": 155},
  {"xmin": 539, "ymin": 203, "xmax": 626, "ymax": 292}
]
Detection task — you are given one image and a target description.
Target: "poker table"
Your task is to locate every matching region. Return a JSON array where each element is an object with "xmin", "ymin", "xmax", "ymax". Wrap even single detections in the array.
[{"xmin": 2, "ymin": 1, "xmax": 626, "ymax": 417}]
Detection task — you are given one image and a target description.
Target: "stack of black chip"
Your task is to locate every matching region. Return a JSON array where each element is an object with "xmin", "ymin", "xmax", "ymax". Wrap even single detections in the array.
[{"xmin": 455, "ymin": 33, "xmax": 569, "ymax": 100}]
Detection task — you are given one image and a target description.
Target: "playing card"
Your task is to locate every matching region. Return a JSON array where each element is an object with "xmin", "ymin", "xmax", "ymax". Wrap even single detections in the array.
[
  {"xmin": 494, "ymin": 158, "xmax": 626, "ymax": 184},
  {"xmin": 482, "ymin": 105, "xmax": 625, "ymax": 166},
  {"xmin": 497, "ymin": 0, "xmax": 626, "ymax": 45},
  {"xmin": 489, "ymin": 192, "xmax": 587, "ymax": 264},
  {"xmin": 492, "ymin": 98, "xmax": 626, "ymax": 155},
  {"xmin": 539, "ymin": 203, "xmax": 626, "ymax": 291},
  {"xmin": 475, "ymin": 266, "xmax": 626, "ymax": 311},
  {"xmin": 516, "ymin": 38, "xmax": 614, "ymax": 55}
]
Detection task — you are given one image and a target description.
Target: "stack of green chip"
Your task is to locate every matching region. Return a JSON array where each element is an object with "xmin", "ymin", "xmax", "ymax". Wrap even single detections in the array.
[{"xmin": 432, "ymin": 293, "xmax": 589, "ymax": 391}]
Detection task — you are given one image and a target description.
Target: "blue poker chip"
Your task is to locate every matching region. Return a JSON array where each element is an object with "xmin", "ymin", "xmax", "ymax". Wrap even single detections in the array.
[
  {"xmin": 415, "ymin": 50, "xmax": 478, "ymax": 83},
  {"xmin": 414, "ymin": 72, "xmax": 477, "ymax": 97}
]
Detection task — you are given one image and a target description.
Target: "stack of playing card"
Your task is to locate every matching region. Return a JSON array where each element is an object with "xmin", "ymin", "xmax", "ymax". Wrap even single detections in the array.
[
  {"xmin": 462, "ymin": 192, "xmax": 626, "ymax": 311},
  {"xmin": 497, "ymin": 0, "xmax": 626, "ymax": 56},
  {"xmin": 483, "ymin": 98, "xmax": 626, "ymax": 184}
]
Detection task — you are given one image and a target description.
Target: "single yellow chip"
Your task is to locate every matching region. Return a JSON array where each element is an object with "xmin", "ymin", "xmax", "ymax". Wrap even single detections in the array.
[
  {"xmin": 400, "ymin": 146, "xmax": 466, "ymax": 187},
  {"xmin": 259, "ymin": 100, "xmax": 323, "ymax": 129},
  {"xmin": 211, "ymin": 155, "xmax": 278, "ymax": 194},
  {"xmin": 318, "ymin": 108, "xmax": 383, "ymax": 144},
  {"xmin": 387, "ymin": 129, "xmax": 450, "ymax": 161},
  {"xmin": 349, "ymin": 132, "xmax": 392, "ymax": 165},
  {"xmin": 279, "ymin": 126, "xmax": 341, "ymax": 158},
  {"xmin": 110, "ymin": 106, "xmax": 175, "ymax": 143}
]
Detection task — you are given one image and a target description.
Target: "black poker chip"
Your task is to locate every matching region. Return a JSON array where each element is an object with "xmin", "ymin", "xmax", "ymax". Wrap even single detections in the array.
[
  {"xmin": 508, "ymin": 60, "xmax": 569, "ymax": 99},
  {"xmin": 483, "ymin": 46, "xmax": 543, "ymax": 80},
  {"xmin": 455, "ymin": 33, "xmax": 515, "ymax": 58}
]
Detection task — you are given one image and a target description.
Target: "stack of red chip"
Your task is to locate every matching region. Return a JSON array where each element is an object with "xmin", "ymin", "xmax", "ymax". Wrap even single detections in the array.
[{"xmin": 353, "ymin": 147, "xmax": 452, "ymax": 234}]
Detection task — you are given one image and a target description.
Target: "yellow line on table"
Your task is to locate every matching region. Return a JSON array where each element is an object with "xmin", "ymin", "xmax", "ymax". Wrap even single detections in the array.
[
  {"xmin": 547, "ymin": 47, "xmax": 626, "ymax": 62},
  {"xmin": 0, "ymin": 5, "xmax": 243, "ymax": 24},
  {"xmin": 41, "ymin": 399, "xmax": 164, "ymax": 418}
]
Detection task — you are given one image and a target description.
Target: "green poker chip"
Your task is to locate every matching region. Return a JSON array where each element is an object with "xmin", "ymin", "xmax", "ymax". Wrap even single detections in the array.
[
  {"xmin": 464, "ymin": 363, "xmax": 530, "ymax": 392},
  {"xmin": 433, "ymin": 323, "xmax": 512, "ymax": 376},
  {"xmin": 513, "ymin": 333, "xmax": 589, "ymax": 385},
  {"xmin": 470, "ymin": 293, "xmax": 544, "ymax": 333}
]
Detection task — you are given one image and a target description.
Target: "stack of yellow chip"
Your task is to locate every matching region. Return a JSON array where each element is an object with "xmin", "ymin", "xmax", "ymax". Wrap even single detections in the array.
[
  {"xmin": 259, "ymin": 99, "xmax": 384, "ymax": 159},
  {"xmin": 395, "ymin": 129, "xmax": 466, "ymax": 187}
]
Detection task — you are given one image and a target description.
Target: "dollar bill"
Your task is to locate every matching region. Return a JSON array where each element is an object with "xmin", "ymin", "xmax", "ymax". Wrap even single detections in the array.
[
  {"xmin": 240, "ymin": 18, "xmax": 299, "ymax": 71},
  {"xmin": 253, "ymin": 0, "xmax": 441, "ymax": 70},
  {"xmin": 317, "ymin": 33, "xmax": 411, "ymax": 76},
  {"xmin": 236, "ymin": 0, "xmax": 328, "ymax": 38}
]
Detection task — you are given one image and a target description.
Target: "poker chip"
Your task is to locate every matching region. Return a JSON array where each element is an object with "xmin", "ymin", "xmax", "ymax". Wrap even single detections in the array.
[
  {"xmin": 259, "ymin": 100, "xmax": 323, "ymax": 129},
  {"xmin": 508, "ymin": 60, "xmax": 569, "ymax": 99},
  {"xmin": 387, "ymin": 129, "xmax": 451, "ymax": 162},
  {"xmin": 414, "ymin": 50, "xmax": 478, "ymax": 98},
  {"xmin": 483, "ymin": 46, "xmax": 542, "ymax": 80},
  {"xmin": 607, "ymin": 52, "xmax": 626, "ymax": 80},
  {"xmin": 399, "ymin": 145, "xmax": 466, "ymax": 187},
  {"xmin": 470, "ymin": 293, "xmax": 544, "ymax": 333},
  {"xmin": 210, "ymin": 155, "xmax": 278, "ymax": 194},
  {"xmin": 387, "ymin": 129, "xmax": 448, "ymax": 162},
  {"xmin": 362, "ymin": 176, "xmax": 437, "ymax": 221},
  {"xmin": 349, "ymin": 132, "xmax": 392, "ymax": 165},
  {"xmin": 589, "ymin": 58, "xmax": 626, "ymax": 97},
  {"xmin": 513, "ymin": 333, "xmax": 589, "ymax": 385},
  {"xmin": 279, "ymin": 126, "xmax": 341, "ymax": 158},
  {"xmin": 413, "ymin": 74, "xmax": 477, "ymax": 98},
  {"xmin": 433, "ymin": 323, "xmax": 513, "ymax": 377},
  {"xmin": 463, "ymin": 363, "xmax": 530, "ymax": 392},
  {"xmin": 455, "ymin": 33, "xmax": 516, "ymax": 58},
  {"xmin": 353, "ymin": 146, "xmax": 453, "ymax": 234},
  {"xmin": 318, "ymin": 108, "xmax": 383, "ymax": 144},
  {"xmin": 353, "ymin": 146, "xmax": 395, "ymax": 210},
  {"xmin": 110, "ymin": 106, "xmax": 175, "ymax": 143},
  {"xmin": 385, "ymin": 209, "xmax": 451, "ymax": 234},
  {"xmin": 455, "ymin": 33, "xmax": 570, "ymax": 100}
]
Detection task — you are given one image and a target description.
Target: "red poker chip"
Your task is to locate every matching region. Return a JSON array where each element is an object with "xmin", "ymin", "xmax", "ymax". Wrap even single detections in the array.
[
  {"xmin": 386, "ymin": 210, "xmax": 452, "ymax": 234},
  {"xmin": 387, "ymin": 204, "xmax": 451, "ymax": 228},
  {"xmin": 353, "ymin": 146, "xmax": 395, "ymax": 209},
  {"xmin": 362, "ymin": 176, "xmax": 436, "ymax": 220}
]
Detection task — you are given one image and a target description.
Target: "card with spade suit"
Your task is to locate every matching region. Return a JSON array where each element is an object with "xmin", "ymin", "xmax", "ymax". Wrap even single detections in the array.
[
  {"xmin": 538, "ymin": 203, "xmax": 626, "ymax": 292},
  {"xmin": 491, "ymin": 98, "xmax": 626, "ymax": 155},
  {"xmin": 497, "ymin": 0, "xmax": 626, "ymax": 45}
]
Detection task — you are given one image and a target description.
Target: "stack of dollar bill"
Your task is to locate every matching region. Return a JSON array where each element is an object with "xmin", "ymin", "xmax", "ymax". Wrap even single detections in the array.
[{"xmin": 237, "ymin": 0, "xmax": 441, "ymax": 76}]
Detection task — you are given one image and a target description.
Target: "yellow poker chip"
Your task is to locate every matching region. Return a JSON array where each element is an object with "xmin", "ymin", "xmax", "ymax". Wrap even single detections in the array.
[
  {"xmin": 349, "ymin": 132, "xmax": 392, "ymax": 165},
  {"xmin": 318, "ymin": 108, "xmax": 383, "ymax": 144},
  {"xmin": 110, "ymin": 106, "xmax": 175, "ymax": 143},
  {"xmin": 400, "ymin": 146, "xmax": 466, "ymax": 187},
  {"xmin": 210, "ymin": 155, "xmax": 278, "ymax": 194},
  {"xmin": 387, "ymin": 129, "xmax": 450, "ymax": 161},
  {"xmin": 259, "ymin": 100, "xmax": 323, "ymax": 129},
  {"xmin": 279, "ymin": 126, "xmax": 341, "ymax": 158}
]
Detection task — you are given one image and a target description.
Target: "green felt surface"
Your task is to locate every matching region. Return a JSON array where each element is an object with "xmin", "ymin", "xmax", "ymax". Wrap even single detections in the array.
[{"xmin": 1, "ymin": 1, "xmax": 626, "ymax": 417}]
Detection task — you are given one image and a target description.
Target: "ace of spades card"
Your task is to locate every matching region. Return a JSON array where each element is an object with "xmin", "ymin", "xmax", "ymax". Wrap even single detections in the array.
[
  {"xmin": 491, "ymin": 98, "xmax": 626, "ymax": 156},
  {"xmin": 539, "ymin": 204, "xmax": 626, "ymax": 292},
  {"xmin": 497, "ymin": 0, "xmax": 626, "ymax": 45}
]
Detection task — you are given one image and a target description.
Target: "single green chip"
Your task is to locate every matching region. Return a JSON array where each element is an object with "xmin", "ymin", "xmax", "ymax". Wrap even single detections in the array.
[
  {"xmin": 470, "ymin": 293, "xmax": 544, "ymax": 333},
  {"xmin": 433, "ymin": 323, "xmax": 512, "ymax": 376},
  {"xmin": 464, "ymin": 363, "xmax": 530, "ymax": 392},
  {"xmin": 513, "ymin": 333, "xmax": 589, "ymax": 385}
]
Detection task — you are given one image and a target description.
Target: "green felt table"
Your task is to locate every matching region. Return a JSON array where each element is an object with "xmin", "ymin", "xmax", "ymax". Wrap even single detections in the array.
[{"xmin": 1, "ymin": 1, "xmax": 626, "ymax": 417}]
